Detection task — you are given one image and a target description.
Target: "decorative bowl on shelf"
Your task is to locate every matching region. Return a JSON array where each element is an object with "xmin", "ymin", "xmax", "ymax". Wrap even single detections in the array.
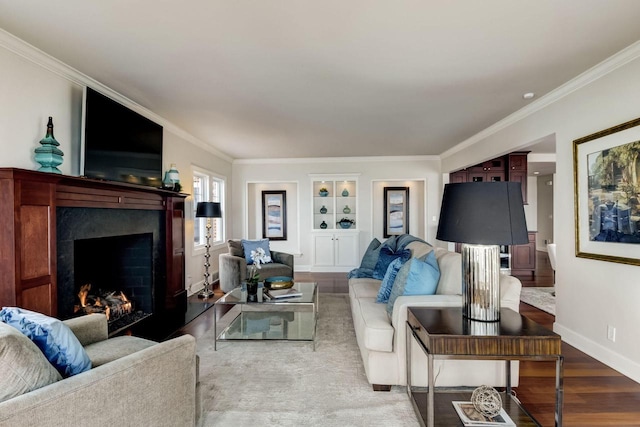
[
  {"xmin": 337, "ymin": 218, "xmax": 355, "ymax": 229},
  {"xmin": 319, "ymin": 189, "xmax": 329, "ymax": 197}
]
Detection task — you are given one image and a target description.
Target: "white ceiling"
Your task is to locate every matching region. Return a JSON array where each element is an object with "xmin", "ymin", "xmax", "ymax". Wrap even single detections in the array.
[{"xmin": 2, "ymin": 1, "xmax": 640, "ymax": 160}]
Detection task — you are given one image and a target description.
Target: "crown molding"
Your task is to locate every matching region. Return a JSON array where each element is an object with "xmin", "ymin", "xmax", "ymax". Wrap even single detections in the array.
[
  {"xmin": 234, "ymin": 154, "xmax": 439, "ymax": 165},
  {"xmin": 440, "ymin": 39, "xmax": 640, "ymax": 159},
  {"xmin": 0, "ymin": 28, "xmax": 233, "ymax": 164}
]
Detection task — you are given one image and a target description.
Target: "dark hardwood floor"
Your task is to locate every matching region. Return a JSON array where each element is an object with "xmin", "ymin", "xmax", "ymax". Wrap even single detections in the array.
[{"xmin": 177, "ymin": 252, "xmax": 640, "ymax": 426}]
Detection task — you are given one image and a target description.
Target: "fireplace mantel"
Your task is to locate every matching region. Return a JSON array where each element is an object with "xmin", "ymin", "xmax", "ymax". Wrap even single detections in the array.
[{"xmin": 0, "ymin": 168, "xmax": 187, "ymax": 318}]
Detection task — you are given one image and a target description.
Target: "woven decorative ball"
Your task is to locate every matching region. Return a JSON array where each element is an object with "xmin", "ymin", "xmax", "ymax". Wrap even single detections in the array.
[{"xmin": 471, "ymin": 385, "xmax": 502, "ymax": 418}]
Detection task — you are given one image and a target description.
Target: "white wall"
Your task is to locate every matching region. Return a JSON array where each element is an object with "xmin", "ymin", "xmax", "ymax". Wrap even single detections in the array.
[
  {"xmin": 233, "ymin": 157, "xmax": 442, "ymax": 271},
  {"xmin": 0, "ymin": 34, "xmax": 233, "ymax": 297},
  {"xmin": 537, "ymin": 174, "xmax": 555, "ymax": 250},
  {"xmin": 442, "ymin": 49, "xmax": 640, "ymax": 383}
]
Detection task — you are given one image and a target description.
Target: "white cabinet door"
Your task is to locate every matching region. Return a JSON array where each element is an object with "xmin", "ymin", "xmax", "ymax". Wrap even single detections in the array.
[
  {"xmin": 335, "ymin": 234, "xmax": 359, "ymax": 267},
  {"xmin": 313, "ymin": 234, "xmax": 335, "ymax": 266},
  {"xmin": 313, "ymin": 232, "xmax": 359, "ymax": 271}
]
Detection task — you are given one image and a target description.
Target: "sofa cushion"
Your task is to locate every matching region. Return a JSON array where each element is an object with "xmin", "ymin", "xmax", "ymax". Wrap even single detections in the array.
[
  {"xmin": 241, "ymin": 239, "xmax": 272, "ymax": 265},
  {"xmin": 0, "ymin": 307, "xmax": 92, "ymax": 377},
  {"xmin": 349, "ymin": 278, "xmax": 381, "ymax": 299},
  {"xmin": 373, "ymin": 247, "xmax": 411, "ymax": 280},
  {"xmin": 84, "ymin": 335, "xmax": 157, "ymax": 367},
  {"xmin": 353, "ymin": 298, "xmax": 394, "ymax": 353},
  {"xmin": 376, "ymin": 257, "xmax": 406, "ymax": 303},
  {"xmin": 0, "ymin": 321, "xmax": 62, "ymax": 403},
  {"xmin": 228, "ymin": 239, "xmax": 244, "ymax": 257},
  {"xmin": 386, "ymin": 252, "xmax": 441, "ymax": 316},
  {"xmin": 405, "ymin": 240, "xmax": 434, "ymax": 259},
  {"xmin": 360, "ymin": 238, "xmax": 382, "ymax": 270}
]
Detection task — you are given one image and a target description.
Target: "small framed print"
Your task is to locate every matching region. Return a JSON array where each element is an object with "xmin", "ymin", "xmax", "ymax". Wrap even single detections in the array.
[
  {"xmin": 383, "ymin": 187, "xmax": 409, "ymax": 238},
  {"xmin": 262, "ymin": 190, "xmax": 287, "ymax": 240}
]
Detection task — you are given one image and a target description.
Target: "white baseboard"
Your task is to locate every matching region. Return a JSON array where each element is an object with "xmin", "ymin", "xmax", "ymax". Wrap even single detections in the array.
[{"xmin": 554, "ymin": 321, "xmax": 640, "ymax": 383}]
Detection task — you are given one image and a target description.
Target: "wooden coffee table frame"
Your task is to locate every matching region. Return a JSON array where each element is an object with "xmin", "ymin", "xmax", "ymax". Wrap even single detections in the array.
[{"xmin": 406, "ymin": 307, "xmax": 563, "ymax": 427}]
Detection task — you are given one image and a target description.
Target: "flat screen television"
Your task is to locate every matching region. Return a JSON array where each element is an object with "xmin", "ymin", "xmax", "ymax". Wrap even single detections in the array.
[{"xmin": 81, "ymin": 87, "xmax": 163, "ymax": 187}]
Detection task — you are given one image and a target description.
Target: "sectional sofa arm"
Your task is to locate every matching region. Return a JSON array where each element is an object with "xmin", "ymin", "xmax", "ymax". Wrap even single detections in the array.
[
  {"xmin": 271, "ymin": 250, "xmax": 294, "ymax": 270},
  {"xmin": 63, "ymin": 313, "xmax": 108, "ymax": 346},
  {"xmin": 0, "ymin": 334, "xmax": 198, "ymax": 427}
]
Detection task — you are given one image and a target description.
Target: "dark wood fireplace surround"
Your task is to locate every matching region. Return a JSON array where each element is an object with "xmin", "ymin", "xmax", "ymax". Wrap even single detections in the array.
[{"xmin": 0, "ymin": 168, "xmax": 187, "ymax": 328}]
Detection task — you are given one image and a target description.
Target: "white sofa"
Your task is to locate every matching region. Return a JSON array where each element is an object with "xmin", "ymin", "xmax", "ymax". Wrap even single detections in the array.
[{"xmin": 349, "ymin": 239, "xmax": 522, "ymax": 391}]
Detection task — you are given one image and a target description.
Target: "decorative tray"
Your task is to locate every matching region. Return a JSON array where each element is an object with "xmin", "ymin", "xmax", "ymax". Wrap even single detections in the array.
[{"xmin": 264, "ymin": 276, "xmax": 294, "ymax": 290}]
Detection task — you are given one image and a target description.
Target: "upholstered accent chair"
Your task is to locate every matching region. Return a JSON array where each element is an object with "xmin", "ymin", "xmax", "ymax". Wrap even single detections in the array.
[{"xmin": 218, "ymin": 239, "xmax": 294, "ymax": 293}]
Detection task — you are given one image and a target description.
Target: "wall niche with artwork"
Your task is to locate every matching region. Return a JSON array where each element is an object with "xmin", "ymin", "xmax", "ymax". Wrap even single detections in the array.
[{"xmin": 246, "ymin": 182, "xmax": 298, "ymax": 254}]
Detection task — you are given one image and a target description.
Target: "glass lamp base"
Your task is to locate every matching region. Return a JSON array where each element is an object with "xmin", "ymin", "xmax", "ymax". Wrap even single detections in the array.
[{"xmin": 461, "ymin": 244, "xmax": 501, "ymax": 322}]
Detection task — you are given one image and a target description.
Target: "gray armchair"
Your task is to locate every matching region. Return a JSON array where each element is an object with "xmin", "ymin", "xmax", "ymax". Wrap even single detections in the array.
[{"xmin": 219, "ymin": 240, "xmax": 294, "ymax": 293}]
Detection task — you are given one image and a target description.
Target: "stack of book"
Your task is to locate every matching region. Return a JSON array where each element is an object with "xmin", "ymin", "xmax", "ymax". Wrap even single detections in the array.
[
  {"xmin": 265, "ymin": 288, "xmax": 303, "ymax": 300},
  {"xmin": 452, "ymin": 402, "xmax": 515, "ymax": 427}
]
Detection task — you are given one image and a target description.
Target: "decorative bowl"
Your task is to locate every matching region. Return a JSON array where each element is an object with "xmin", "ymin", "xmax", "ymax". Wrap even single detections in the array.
[
  {"xmin": 264, "ymin": 276, "xmax": 294, "ymax": 290},
  {"xmin": 319, "ymin": 190, "xmax": 329, "ymax": 197},
  {"xmin": 338, "ymin": 221, "xmax": 352, "ymax": 229}
]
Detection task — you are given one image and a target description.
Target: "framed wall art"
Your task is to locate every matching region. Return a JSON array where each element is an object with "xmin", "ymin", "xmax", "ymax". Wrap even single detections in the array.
[
  {"xmin": 262, "ymin": 190, "xmax": 287, "ymax": 240},
  {"xmin": 574, "ymin": 116, "xmax": 640, "ymax": 265},
  {"xmin": 383, "ymin": 187, "xmax": 409, "ymax": 238}
]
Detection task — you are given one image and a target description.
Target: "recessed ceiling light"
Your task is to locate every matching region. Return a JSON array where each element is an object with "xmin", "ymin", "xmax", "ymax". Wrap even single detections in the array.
[
  {"xmin": 523, "ymin": 92, "xmax": 535, "ymax": 99},
  {"xmin": 533, "ymin": 171, "xmax": 540, "ymax": 175}
]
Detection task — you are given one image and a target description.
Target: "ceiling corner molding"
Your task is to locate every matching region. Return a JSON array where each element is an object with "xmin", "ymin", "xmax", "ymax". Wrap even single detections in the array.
[
  {"xmin": 234, "ymin": 154, "xmax": 439, "ymax": 165},
  {"xmin": 0, "ymin": 28, "xmax": 233, "ymax": 164},
  {"xmin": 440, "ymin": 39, "xmax": 640, "ymax": 160}
]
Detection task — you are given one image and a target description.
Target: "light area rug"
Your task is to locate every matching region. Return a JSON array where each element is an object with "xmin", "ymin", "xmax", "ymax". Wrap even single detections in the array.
[
  {"xmin": 520, "ymin": 287, "xmax": 556, "ymax": 315},
  {"xmin": 196, "ymin": 294, "xmax": 419, "ymax": 427}
]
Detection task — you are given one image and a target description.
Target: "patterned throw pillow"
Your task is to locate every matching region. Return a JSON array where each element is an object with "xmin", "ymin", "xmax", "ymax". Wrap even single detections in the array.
[
  {"xmin": 386, "ymin": 251, "xmax": 441, "ymax": 317},
  {"xmin": 240, "ymin": 239, "xmax": 272, "ymax": 265},
  {"xmin": 0, "ymin": 307, "xmax": 92, "ymax": 377},
  {"xmin": 372, "ymin": 246, "xmax": 411, "ymax": 280},
  {"xmin": 376, "ymin": 257, "xmax": 406, "ymax": 303}
]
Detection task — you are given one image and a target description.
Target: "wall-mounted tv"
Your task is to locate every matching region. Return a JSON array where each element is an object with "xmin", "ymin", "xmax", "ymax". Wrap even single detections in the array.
[{"xmin": 81, "ymin": 87, "xmax": 163, "ymax": 187}]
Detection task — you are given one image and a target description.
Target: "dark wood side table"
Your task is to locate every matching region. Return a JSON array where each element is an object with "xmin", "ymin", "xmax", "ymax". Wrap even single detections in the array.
[{"xmin": 406, "ymin": 307, "xmax": 563, "ymax": 427}]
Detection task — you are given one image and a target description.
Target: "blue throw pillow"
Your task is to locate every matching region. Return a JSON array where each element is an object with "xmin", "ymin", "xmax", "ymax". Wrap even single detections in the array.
[
  {"xmin": 360, "ymin": 238, "xmax": 382, "ymax": 270},
  {"xmin": 373, "ymin": 247, "xmax": 411, "ymax": 280},
  {"xmin": 241, "ymin": 239, "xmax": 272, "ymax": 265},
  {"xmin": 0, "ymin": 307, "xmax": 92, "ymax": 377},
  {"xmin": 376, "ymin": 257, "xmax": 406, "ymax": 303},
  {"xmin": 386, "ymin": 251, "xmax": 441, "ymax": 317}
]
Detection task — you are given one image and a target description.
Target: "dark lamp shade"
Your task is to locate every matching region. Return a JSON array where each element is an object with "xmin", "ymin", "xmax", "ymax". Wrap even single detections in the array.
[
  {"xmin": 436, "ymin": 182, "xmax": 528, "ymax": 245},
  {"xmin": 196, "ymin": 202, "xmax": 222, "ymax": 218}
]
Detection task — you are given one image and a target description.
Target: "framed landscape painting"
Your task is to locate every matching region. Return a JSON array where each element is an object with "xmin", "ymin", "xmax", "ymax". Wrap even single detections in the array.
[
  {"xmin": 383, "ymin": 187, "xmax": 409, "ymax": 238},
  {"xmin": 574, "ymin": 116, "xmax": 640, "ymax": 265},
  {"xmin": 262, "ymin": 190, "xmax": 287, "ymax": 240}
]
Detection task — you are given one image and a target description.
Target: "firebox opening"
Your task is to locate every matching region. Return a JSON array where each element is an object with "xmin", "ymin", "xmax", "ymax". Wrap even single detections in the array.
[{"xmin": 74, "ymin": 233, "xmax": 154, "ymax": 334}]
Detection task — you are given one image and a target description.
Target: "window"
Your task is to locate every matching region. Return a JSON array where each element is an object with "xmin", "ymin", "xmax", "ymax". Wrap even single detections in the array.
[{"xmin": 193, "ymin": 168, "xmax": 225, "ymax": 248}]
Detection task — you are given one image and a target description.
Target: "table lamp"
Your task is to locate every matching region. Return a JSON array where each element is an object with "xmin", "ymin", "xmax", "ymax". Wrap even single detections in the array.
[
  {"xmin": 196, "ymin": 201, "xmax": 222, "ymax": 299},
  {"xmin": 436, "ymin": 182, "xmax": 527, "ymax": 321}
]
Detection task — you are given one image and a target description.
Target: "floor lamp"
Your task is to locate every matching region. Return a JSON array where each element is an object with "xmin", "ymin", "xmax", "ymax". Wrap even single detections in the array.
[
  {"xmin": 196, "ymin": 201, "xmax": 222, "ymax": 299},
  {"xmin": 436, "ymin": 182, "xmax": 528, "ymax": 322}
]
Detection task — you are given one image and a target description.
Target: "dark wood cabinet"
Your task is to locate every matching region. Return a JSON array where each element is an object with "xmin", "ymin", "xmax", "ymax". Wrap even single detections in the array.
[
  {"xmin": 508, "ymin": 153, "xmax": 528, "ymax": 204},
  {"xmin": 449, "ymin": 151, "xmax": 528, "ymax": 204},
  {"xmin": 0, "ymin": 168, "xmax": 186, "ymax": 317},
  {"xmin": 449, "ymin": 170, "xmax": 468, "ymax": 184},
  {"xmin": 510, "ymin": 231, "xmax": 537, "ymax": 277}
]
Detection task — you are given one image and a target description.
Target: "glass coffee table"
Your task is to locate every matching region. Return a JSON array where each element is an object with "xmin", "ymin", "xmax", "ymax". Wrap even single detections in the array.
[{"xmin": 213, "ymin": 282, "xmax": 318, "ymax": 351}]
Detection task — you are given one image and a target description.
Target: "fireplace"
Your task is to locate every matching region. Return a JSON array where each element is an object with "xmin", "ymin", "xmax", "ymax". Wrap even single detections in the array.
[
  {"xmin": 0, "ymin": 168, "xmax": 186, "ymax": 336},
  {"xmin": 71, "ymin": 233, "xmax": 153, "ymax": 333},
  {"xmin": 56, "ymin": 207, "xmax": 165, "ymax": 331}
]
